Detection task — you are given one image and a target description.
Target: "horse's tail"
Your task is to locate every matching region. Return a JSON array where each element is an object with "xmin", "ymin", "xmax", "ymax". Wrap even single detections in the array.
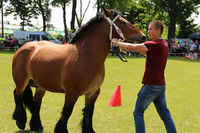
[{"xmin": 23, "ymin": 85, "xmax": 35, "ymax": 113}]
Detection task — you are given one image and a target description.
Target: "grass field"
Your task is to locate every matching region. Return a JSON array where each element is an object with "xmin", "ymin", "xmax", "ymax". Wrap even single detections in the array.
[{"xmin": 0, "ymin": 51, "xmax": 200, "ymax": 133}]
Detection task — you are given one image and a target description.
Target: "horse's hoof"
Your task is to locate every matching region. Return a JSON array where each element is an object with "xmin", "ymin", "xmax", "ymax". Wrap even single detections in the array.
[
  {"xmin": 82, "ymin": 129, "xmax": 96, "ymax": 133},
  {"xmin": 54, "ymin": 120, "xmax": 68, "ymax": 133},
  {"xmin": 30, "ymin": 119, "xmax": 43, "ymax": 131},
  {"xmin": 30, "ymin": 125, "xmax": 43, "ymax": 132},
  {"xmin": 54, "ymin": 128, "xmax": 68, "ymax": 133},
  {"xmin": 16, "ymin": 121, "xmax": 26, "ymax": 130},
  {"xmin": 13, "ymin": 103, "xmax": 27, "ymax": 130},
  {"xmin": 31, "ymin": 128, "xmax": 43, "ymax": 132},
  {"xmin": 83, "ymin": 131, "xmax": 96, "ymax": 133}
]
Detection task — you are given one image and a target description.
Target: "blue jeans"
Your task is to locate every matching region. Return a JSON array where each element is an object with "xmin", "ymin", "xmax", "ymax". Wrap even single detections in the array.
[{"xmin": 133, "ymin": 84, "xmax": 177, "ymax": 133}]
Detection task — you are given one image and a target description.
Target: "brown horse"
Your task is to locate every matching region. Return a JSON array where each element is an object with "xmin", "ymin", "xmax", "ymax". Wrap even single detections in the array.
[{"xmin": 12, "ymin": 8, "xmax": 145, "ymax": 133}]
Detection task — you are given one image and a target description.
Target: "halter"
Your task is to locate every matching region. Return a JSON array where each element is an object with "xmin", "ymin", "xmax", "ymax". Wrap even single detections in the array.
[{"xmin": 104, "ymin": 14, "xmax": 126, "ymax": 46}]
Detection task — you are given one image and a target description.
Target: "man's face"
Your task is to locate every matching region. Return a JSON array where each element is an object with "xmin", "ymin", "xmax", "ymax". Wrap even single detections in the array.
[{"xmin": 148, "ymin": 23, "xmax": 160, "ymax": 40}]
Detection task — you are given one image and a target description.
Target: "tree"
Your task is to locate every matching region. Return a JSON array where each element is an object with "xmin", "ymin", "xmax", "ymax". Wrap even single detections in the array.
[
  {"xmin": 0, "ymin": 0, "xmax": 8, "ymax": 38},
  {"xmin": 96, "ymin": 0, "xmax": 159, "ymax": 34},
  {"xmin": 5, "ymin": 0, "xmax": 38, "ymax": 30},
  {"xmin": 96, "ymin": 0, "xmax": 100, "ymax": 13},
  {"xmin": 126, "ymin": 1, "xmax": 159, "ymax": 34},
  {"xmin": 70, "ymin": 0, "xmax": 77, "ymax": 32},
  {"xmin": 168, "ymin": 0, "xmax": 177, "ymax": 40},
  {"xmin": 151, "ymin": 0, "xmax": 200, "ymax": 39},
  {"xmin": 75, "ymin": 0, "xmax": 91, "ymax": 28},
  {"xmin": 0, "ymin": 0, "xmax": 4, "ymax": 37},
  {"xmin": 52, "ymin": 0, "xmax": 70, "ymax": 41},
  {"xmin": 96, "ymin": 0, "xmax": 164, "ymax": 36},
  {"xmin": 176, "ymin": 0, "xmax": 200, "ymax": 38},
  {"xmin": 34, "ymin": 0, "xmax": 51, "ymax": 31},
  {"xmin": 96, "ymin": 0, "xmax": 133, "ymax": 14},
  {"xmin": 177, "ymin": 19, "xmax": 199, "ymax": 38}
]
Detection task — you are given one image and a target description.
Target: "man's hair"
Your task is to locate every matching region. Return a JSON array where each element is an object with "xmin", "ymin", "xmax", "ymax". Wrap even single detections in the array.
[{"xmin": 150, "ymin": 20, "xmax": 164, "ymax": 34}]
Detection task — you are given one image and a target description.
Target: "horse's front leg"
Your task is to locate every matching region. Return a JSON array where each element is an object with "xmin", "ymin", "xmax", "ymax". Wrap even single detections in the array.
[
  {"xmin": 54, "ymin": 93, "xmax": 78, "ymax": 133},
  {"xmin": 29, "ymin": 87, "xmax": 46, "ymax": 131},
  {"xmin": 82, "ymin": 88, "xmax": 100, "ymax": 133}
]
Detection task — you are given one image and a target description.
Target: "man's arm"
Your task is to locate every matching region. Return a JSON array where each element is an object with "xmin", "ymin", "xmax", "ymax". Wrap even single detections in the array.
[{"xmin": 111, "ymin": 38, "xmax": 148, "ymax": 55}]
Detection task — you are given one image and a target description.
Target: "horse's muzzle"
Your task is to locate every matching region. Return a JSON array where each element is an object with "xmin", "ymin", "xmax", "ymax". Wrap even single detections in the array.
[{"xmin": 126, "ymin": 35, "xmax": 146, "ymax": 43}]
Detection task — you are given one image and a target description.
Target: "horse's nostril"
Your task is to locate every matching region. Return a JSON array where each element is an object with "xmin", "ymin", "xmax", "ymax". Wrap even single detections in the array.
[{"xmin": 142, "ymin": 36, "xmax": 146, "ymax": 42}]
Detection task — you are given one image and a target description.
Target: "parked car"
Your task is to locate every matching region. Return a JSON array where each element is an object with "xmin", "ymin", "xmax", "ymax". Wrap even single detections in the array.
[{"xmin": 13, "ymin": 31, "xmax": 60, "ymax": 47}]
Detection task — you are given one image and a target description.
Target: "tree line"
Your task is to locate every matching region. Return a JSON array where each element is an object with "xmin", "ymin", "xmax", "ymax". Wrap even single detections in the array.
[{"xmin": 1, "ymin": 0, "xmax": 200, "ymax": 41}]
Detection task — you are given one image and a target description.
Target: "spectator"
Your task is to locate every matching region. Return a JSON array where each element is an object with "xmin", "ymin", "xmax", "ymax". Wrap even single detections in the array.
[
  {"xmin": 190, "ymin": 41, "xmax": 197, "ymax": 52},
  {"xmin": 33, "ymin": 37, "xmax": 38, "ymax": 42},
  {"xmin": 63, "ymin": 39, "xmax": 68, "ymax": 45},
  {"xmin": 182, "ymin": 41, "xmax": 188, "ymax": 56},
  {"xmin": 22, "ymin": 36, "xmax": 30, "ymax": 45},
  {"xmin": 168, "ymin": 38, "xmax": 174, "ymax": 54},
  {"xmin": 112, "ymin": 44, "xmax": 120, "ymax": 56},
  {"xmin": 9, "ymin": 37, "xmax": 14, "ymax": 46},
  {"xmin": 193, "ymin": 50, "xmax": 198, "ymax": 60},
  {"xmin": 196, "ymin": 40, "xmax": 199, "ymax": 52},
  {"xmin": 185, "ymin": 51, "xmax": 194, "ymax": 60},
  {"xmin": 14, "ymin": 38, "xmax": 19, "ymax": 46},
  {"xmin": 4, "ymin": 36, "xmax": 10, "ymax": 47}
]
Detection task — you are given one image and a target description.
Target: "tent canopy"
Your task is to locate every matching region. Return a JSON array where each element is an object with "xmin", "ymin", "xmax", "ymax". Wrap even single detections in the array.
[
  {"xmin": 188, "ymin": 31, "xmax": 200, "ymax": 41},
  {"xmin": 0, "ymin": 27, "xmax": 13, "ymax": 34},
  {"xmin": 47, "ymin": 29, "xmax": 64, "ymax": 36}
]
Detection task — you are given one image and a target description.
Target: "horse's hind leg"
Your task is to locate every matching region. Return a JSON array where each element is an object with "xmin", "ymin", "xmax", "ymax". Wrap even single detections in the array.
[
  {"xmin": 82, "ymin": 88, "xmax": 100, "ymax": 133},
  {"xmin": 54, "ymin": 93, "xmax": 78, "ymax": 133},
  {"xmin": 13, "ymin": 88, "xmax": 27, "ymax": 130},
  {"xmin": 29, "ymin": 87, "xmax": 45, "ymax": 131}
]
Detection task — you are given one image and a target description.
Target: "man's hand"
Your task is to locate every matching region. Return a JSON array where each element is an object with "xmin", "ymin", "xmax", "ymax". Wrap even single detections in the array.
[
  {"xmin": 111, "ymin": 38, "xmax": 147, "ymax": 55},
  {"xmin": 111, "ymin": 38, "xmax": 119, "ymax": 45}
]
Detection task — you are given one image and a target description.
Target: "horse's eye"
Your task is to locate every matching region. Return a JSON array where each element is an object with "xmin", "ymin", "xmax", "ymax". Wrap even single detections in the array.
[{"xmin": 120, "ymin": 21, "xmax": 126, "ymax": 25}]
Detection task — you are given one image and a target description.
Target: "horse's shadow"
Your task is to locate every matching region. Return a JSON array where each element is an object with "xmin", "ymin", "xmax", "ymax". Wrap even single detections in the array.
[{"xmin": 14, "ymin": 130, "xmax": 43, "ymax": 133}]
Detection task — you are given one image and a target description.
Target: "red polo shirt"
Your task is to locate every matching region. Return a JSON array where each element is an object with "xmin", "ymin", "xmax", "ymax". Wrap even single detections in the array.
[{"xmin": 142, "ymin": 39, "xmax": 168, "ymax": 85}]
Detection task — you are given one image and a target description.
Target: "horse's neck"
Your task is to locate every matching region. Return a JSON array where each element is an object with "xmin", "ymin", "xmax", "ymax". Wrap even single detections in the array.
[{"xmin": 75, "ymin": 21, "xmax": 111, "ymax": 62}]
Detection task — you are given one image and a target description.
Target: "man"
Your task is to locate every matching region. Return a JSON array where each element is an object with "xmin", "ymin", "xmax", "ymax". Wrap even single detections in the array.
[
  {"xmin": 112, "ymin": 20, "xmax": 177, "ymax": 133},
  {"xmin": 190, "ymin": 41, "xmax": 197, "ymax": 52}
]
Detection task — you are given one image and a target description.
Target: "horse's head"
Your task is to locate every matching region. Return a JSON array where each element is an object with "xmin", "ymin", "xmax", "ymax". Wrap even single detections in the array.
[{"xmin": 103, "ymin": 8, "xmax": 146, "ymax": 43}]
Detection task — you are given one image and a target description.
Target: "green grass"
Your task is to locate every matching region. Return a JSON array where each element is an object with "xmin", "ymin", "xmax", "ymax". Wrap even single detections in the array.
[{"xmin": 0, "ymin": 51, "xmax": 200, "ymax": 133}]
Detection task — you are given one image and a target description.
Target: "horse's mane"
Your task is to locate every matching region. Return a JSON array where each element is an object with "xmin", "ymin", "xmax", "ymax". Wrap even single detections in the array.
[{"xmin": 69, "ymin": 10, "xmax": 121, "ymax": 43}]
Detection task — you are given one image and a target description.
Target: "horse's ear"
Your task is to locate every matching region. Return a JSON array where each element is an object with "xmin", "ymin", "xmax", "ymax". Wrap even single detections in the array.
[{"xmin": 102, "ymin": 7, "xmax": 112, "ymax": 17}]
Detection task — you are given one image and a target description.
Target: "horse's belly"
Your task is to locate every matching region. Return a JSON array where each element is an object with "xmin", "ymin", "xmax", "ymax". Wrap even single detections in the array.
[
  {"xmin": 30, "ymin": 76, "xmax": 65, "ymax": 93},
  {"xmin": 29, "ymin": 60, "xmax": 65, "ymax": 93},
  {"xmin": 70, "ymin": 71, "xmax": 105, "ymax": 96},
  {"xmin": 87, "ymin": 76, "xmax": 104, "ymax": 91},
  {"xmin": 37, "ymin": 81, "xmax": 65, "ymax": 93}
]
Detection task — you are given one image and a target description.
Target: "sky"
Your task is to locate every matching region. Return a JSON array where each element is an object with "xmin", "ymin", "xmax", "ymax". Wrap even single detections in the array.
[
  {"xmin": 2, "ymin": 0, "xmax": 97, "ymax": 31},
  {"xmin": 191, "ymin": 7, "xmax": 200, "ymax": 25},
  {"xmin": 2, "ymin": 1, "xmax": 200, "ymax": 31}
]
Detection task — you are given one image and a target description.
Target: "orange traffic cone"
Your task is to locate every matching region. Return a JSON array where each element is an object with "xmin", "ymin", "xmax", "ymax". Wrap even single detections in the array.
[{"xmin": 107, "ymin": 85, "xmax": 122, "ymax": 107}]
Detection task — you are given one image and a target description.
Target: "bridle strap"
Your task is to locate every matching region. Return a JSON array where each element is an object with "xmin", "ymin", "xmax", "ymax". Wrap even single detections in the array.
[
  {"xmin": 104, "ymin": 15, "xmax": 125, "ymax": 46},
  {"xmin": 104, "ymin": 14, "xmax": 128, "ymax": 62}
]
